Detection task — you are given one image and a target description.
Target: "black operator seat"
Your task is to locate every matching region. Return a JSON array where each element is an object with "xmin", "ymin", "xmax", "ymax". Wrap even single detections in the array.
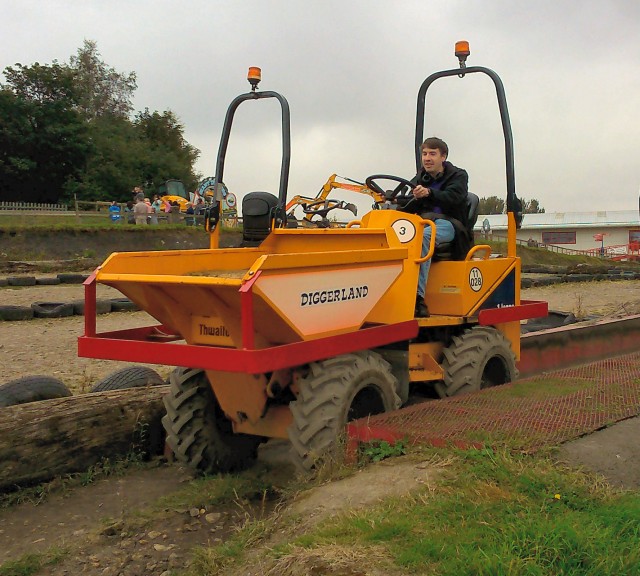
[
  {"xmin": 432, "ymin": 192, "xmax": 480, "ymax": 261},
  {"xmin": 242, "ymin": 191, "xmax": 278, "ymax": 246}
]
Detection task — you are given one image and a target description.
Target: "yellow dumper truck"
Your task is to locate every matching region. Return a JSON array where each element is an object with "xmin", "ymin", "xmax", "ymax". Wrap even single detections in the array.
[{"xmin": 79, "ymin": 44, "xmax": 546, "ymax": 472}]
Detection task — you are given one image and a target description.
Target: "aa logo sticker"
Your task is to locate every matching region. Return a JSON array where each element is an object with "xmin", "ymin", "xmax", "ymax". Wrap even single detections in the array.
[{"xmin": 469, "ymin": 267, "xmax": 483, "ymax": 292}]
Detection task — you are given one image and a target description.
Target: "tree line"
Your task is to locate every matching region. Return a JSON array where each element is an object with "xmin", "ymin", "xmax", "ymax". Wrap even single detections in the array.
[
  {"xmin": 0, "ymin": 40, "xmax": 199, "ymax": 204},
  {"xmin": 478, "ymin": 196, "xmax": 545, "ymax": 215}
]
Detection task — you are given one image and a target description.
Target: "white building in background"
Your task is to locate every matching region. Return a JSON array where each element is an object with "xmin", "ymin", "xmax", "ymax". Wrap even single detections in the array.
[{"xmin": 475, "ymin": 210, "xmax": 640, "ymax": 253}]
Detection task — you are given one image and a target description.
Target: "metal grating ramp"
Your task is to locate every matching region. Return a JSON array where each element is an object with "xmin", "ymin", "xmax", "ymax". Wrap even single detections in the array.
[{"xmin": 347, "ymin": 351, "xmax": 640, "ymax": 452}]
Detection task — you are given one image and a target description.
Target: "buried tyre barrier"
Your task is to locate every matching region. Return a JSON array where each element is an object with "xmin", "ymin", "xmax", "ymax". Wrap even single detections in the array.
[
  {"xmin": 521, "ymin": 310, "xmax": 578, "ymax": 333},
  {"xmin": 36, "ymin": 277, "xmax": 62, "ymax": 286},
  {"xmin": 0, "ymin": 305, "xmax": 34, "ymax": 321},
  {"xmin": 91, "ymin": 366, "xmax": 166, "ymax": 392},
  {"xmin": 110, "ymin": 297, "xmax": 140, "ymax": 312},
  {"xmin": 72, "ymin": 299, "xmax": 112, "ymax": 315},
  {"xmin": 57, "ymin": 273, "xmax": 88, "ymax": 284},
  {"xmin": 0, "ymin": 376, "xmax": 72, "ymax": 407},
  {"xmin": 31, "ymin": 301, "xmax": 75, "ymax": 319},
  {"xmin": 7, "ymin": 276, "xmax": 37, "ymax": 287}
]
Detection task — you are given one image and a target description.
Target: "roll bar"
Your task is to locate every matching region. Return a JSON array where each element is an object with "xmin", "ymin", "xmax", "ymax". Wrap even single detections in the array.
[
  {"xmin": 214, "ymin": 88, "xmax": 291, "ymax": 224},
  {"xmin": 415, "ymin": 64, "xmax": 522, "ymax": 227}
]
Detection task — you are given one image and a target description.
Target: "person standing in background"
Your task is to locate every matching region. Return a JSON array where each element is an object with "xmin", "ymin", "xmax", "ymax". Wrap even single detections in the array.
[
  {"xmin": 108, "ymin": 201, "xmax": 121, "ymax": 222},
  {"xmin": 133, "ymin": 195, "xmax": 148, "ymax": 225}
]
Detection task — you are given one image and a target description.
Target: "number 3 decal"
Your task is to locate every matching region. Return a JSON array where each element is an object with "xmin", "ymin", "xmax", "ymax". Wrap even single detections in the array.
[
  {"xmin": 469, "ymin": 267, "xmax": 483, "ymax": 292},
  {"xmin": 391, "ymin": 219, "xmax": 416, "ymax": 243}
]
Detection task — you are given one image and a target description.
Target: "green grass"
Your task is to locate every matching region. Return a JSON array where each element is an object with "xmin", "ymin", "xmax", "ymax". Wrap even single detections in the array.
[
  {"xmin": 0, "ymin": 214, "xmax": 197, "ymax": 231},
  {"xmin": 0, "ymin": 213, "xmax": 241, "ymax": 232},
  {"xmin": 488, "ymin": 240, "xmax": 627, "ymax": 268},
  {"xmin": 194, "ymin": 449, "xmax": 640, "ymax": 576},
  {"xmin": 0, "ymin": 547, "xmax": 68, "ymax": 576},
  {"xmin": 489, "ymin": 377, "xmax": 593, "ymax": 399},
  {"xmin": 153, "ymin": 464, "xmax": 281, "ymax": 514},
  {"xmin": 188, "ymin": 517, "xmax": 274, "ymax": 575},
  {"xmin": 309, "ymin": 449, "xmax": 640, "ymax": 575}
]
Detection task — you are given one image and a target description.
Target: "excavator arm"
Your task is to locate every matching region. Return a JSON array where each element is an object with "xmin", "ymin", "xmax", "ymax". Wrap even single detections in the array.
[{"xmin": 286, "ymin": 174, "xmax": 386, "ymax": 225}]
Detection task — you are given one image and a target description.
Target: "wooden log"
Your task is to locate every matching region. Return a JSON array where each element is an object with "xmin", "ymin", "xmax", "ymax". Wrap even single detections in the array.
[{"xmin": 0, "ymin": 386, "xmax": 168, "ymax": 491}]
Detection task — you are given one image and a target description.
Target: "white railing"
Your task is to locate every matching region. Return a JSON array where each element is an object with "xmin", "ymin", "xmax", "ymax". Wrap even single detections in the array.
[{"xmin": 0, "ymin": 202, "xmax": 68, "ymax": 211}]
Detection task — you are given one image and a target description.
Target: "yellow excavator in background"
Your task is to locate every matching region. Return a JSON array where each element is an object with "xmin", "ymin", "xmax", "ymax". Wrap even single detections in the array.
[
  {"xmin": 157, "ymin": 179, "xmax": 191, "ymax": 211},
  {"xmin": 285, "ymin": 174, "xmax": 386, "ymax": 227}
]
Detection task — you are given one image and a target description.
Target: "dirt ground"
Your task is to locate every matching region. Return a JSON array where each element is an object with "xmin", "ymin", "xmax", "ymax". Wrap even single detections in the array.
[
  {"xmin": 0, "ymin": 282, "xmax": 169, "ymax": 391},
  {"xmin": 1, "ymin": 278, "xmax": 640, "ymax": 574}
]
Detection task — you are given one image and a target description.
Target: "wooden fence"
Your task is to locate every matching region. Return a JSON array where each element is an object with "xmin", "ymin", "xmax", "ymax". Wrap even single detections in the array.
[{"xmin": 0, "ymin": 202, "xmax": 68, "ymax": 211}]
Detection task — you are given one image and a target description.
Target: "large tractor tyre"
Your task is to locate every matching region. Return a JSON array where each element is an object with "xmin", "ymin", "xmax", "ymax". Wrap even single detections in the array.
[
  {"xmin": 162, "ymin": 368, "xmax": 262, "ymax": 474},
  {"xmin": 91, "ymin": 366, "xmax": 165, "ymax": 392},
  {"xmin": 435, "ymin": 326, "xmax": 518, "ymax": 399},
  {"xmin": 0, "ymin": 376, "xmax": 72, "ymax": 407},
  {"xmin": 288, "ymin": 351, "xmax": 401, "ymax": 472}
]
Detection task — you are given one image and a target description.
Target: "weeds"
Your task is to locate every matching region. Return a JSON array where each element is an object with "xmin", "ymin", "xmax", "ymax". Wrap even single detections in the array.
[
  {"xmin": 188, "ymin": 515, "xmax": 276, "ymax": 576},
  {"xmin": 574, "ymin": 292, "xmax": 585, "ymax": 319},
  {"xmin": 0, "ymin": 546, "xmax": 68, "ymax": 576},
  {"xmin": 360, "ymin": 439, "xmax": 407, "ymax": 463},
  {"xmin": 0, "ymin": 445, "xmax": 148, "ymax": 509}
]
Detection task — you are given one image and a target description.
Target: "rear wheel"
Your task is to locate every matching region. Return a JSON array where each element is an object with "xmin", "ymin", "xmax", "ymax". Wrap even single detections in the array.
[
  {"xmin": 435, "ymin": 326, "xmax": 518, "ymax": 398},
  {"xmin": 162, "ymin": 368, "xmax": 262, "ymax": 474},
  {"xmin": 288, "ymin": 351, "xmax": 400, "ymax": 471}
]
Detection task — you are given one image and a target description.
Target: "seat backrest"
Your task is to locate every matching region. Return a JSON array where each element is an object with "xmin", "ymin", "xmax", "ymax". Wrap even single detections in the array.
[
  {"xmin": 242, "ymin": 191, "xmax": 278, "ymax": 242},
  {"xmin": 432, "ymin": 192, "xmax": 480, "ymax": 262},
  {"xmin": 467, "ymin": 192, "xmax": 480, "ymax": 232}
]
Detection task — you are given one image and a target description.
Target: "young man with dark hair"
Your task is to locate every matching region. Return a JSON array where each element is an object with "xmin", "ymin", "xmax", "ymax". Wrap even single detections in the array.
[{"xmin": 403, "ymin": 137, "xmax": 469, "ymax": 317}]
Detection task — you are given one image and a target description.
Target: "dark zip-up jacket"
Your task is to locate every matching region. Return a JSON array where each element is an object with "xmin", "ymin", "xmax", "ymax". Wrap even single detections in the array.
[{"xmin": 408, "ymin": 160, "xmax": 469, "ymax": 228}]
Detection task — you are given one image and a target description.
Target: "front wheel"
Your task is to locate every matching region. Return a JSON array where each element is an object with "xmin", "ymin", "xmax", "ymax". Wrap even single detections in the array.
[
  {"xmin": 162, "ymin": 368, "xmax": 262, "ymax": 474},
  {"xmin": 435, "ymin": 326, "xmax": 518, "ymax": 398},
  {"xmin": 288, "ymin": 351, "xmax": 401, "ymax": 471}
]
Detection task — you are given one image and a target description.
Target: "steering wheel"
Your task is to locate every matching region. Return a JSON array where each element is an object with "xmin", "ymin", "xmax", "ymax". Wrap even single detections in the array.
[
  {"xmin": 365, "ymin": 174, "xmax": 416, "ymax": 203},
  {"xmin": 301, "ymin": 198, "xmax": 357, "ymax": 220}
]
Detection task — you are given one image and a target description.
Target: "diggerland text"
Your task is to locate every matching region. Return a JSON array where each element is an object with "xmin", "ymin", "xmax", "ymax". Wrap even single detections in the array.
[{"xmin": 300, "ymin": 285, "xmax": 369, "ymax": 307}]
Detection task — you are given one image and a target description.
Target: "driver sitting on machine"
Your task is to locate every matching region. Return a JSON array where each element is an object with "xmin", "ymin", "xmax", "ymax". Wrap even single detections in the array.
[{"xmin": 402, "ymin": 137, "xmax": 469, "ymax": 317}]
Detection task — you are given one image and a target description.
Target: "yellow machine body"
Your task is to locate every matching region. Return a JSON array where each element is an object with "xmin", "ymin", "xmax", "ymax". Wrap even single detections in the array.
[
  {"xmin": 81, "ymin": 50, "xmax": 547, "ymax": 464},
  {"xmin": 93, "ymin": 208, "xmax": 525, "ymax": 438}
]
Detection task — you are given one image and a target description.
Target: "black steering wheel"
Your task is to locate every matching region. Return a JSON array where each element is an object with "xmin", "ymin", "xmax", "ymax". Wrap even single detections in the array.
[
  {"xmin": 365, "ymin": 174, "xmax": 416, "ymax": 203},
  {"xmin": 300, "ymin": 198, "xmax": 357, "ymax": 220}
]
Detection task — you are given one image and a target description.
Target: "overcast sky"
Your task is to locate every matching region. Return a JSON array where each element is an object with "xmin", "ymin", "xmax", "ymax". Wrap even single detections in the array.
[{"xmin": 1, "ymin": 0, "xmax": 639, "ymax": 214}]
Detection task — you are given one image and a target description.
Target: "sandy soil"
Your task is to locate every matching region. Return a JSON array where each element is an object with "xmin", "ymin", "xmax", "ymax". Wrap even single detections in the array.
[
  {"xmin": 522, "ymin": 279, "xmax": 640, "ymax": 318},
  {"xmin": 0, "ymin": 283, "xmax": 170, "ymax": 391}
]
